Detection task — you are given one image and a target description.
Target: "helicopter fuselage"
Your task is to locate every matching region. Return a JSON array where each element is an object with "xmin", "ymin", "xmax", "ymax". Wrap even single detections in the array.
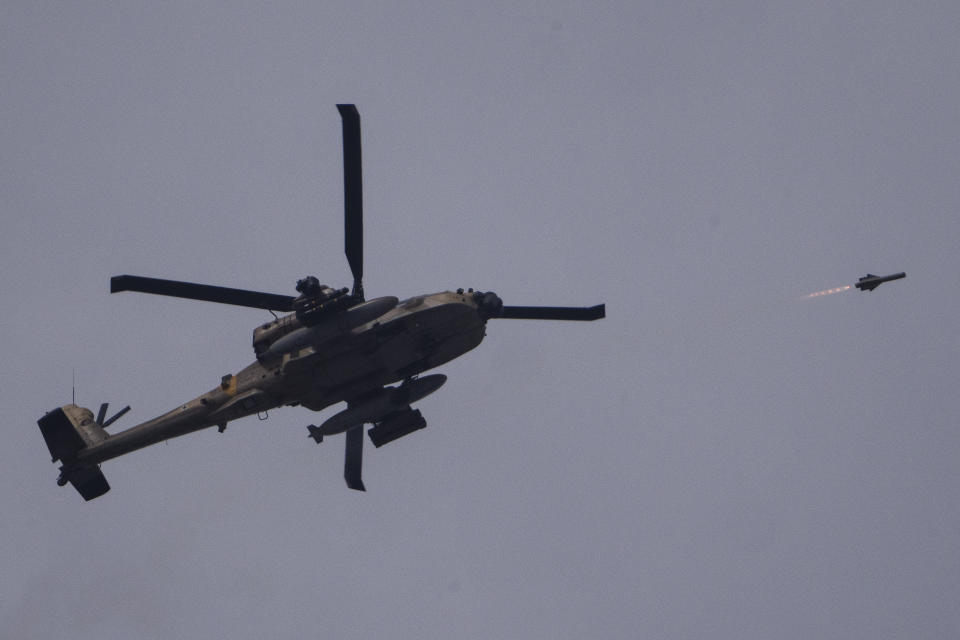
[
  {"xmin": 75, "ymin": 290, "xmax": 486, "ymax": 466},
  {"xmin": 39, "ymin": 104, "xmax": 604, "ymax": 500}
]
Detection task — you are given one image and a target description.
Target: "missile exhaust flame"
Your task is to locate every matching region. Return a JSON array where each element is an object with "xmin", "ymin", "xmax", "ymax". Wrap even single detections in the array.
[{"xmin": 802, "ymin": 285, "xmax": 851, "ymax": 299}]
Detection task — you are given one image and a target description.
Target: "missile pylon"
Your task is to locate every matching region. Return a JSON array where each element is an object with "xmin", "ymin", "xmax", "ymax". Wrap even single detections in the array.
[{"xmin": 318, "ymin": 374, "xmax": 447, "ymax": 435}]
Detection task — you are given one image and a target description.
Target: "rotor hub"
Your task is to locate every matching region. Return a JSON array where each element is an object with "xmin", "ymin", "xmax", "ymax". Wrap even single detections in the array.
[
  {"xmin": 473, "ymin": 290, "xmax": 503, "ymax": 320},
  {"xmin": 295, "ymin": 276, "xmax": 336, "ymax": 298},
  {"xmin": 293, "ymin": 279, "xmax": 352, "ymax": 325}
]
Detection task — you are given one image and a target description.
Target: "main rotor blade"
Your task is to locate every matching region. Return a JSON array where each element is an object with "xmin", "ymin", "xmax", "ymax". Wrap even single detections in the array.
[
  {"xmin": 344, "ymin": 425, "xmax": 366, "ymax": 491},
  {"xmin": 497, "ymin": 304, "xmax": 606, "ymax": 321},
  {"xmin": 111, "ymin": 275, "xmax": 296, "ymax": 311},
  {"xmin": 337, "ymin": 104, "xmax": 364, "ymax": 301}
]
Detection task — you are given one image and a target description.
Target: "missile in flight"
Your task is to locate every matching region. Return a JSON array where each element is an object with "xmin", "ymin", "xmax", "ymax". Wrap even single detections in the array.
[{"xmin": 854, "ymin": 272, "xmax": 906, "ymax": 292}]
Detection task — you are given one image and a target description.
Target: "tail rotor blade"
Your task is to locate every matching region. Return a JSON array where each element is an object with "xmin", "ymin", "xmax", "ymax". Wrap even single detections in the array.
[
  {"xmin": 94, "ymin": 402, "xmax": 130, "ymax": 428},
  {"xmin": 337, "ymin": 104, "xmax": 364, "ymax": 301},
  {"xmin": 101, "ymin": 405, "xmax": 131, "ymax": 429},
  {"xmin": 497, "ymin": 304, "xmax": 605, "ymax": 321}
]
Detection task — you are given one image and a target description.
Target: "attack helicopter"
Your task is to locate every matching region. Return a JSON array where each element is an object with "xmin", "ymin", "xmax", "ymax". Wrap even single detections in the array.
[{"xmin": 38, "ymin": 105, "xmax": 605, "ymax": 501}]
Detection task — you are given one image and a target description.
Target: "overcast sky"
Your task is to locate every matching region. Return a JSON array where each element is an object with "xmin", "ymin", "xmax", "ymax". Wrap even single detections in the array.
[{"xmin": 3, "ymin": 2, "xmax": 959, "ymax": 638}]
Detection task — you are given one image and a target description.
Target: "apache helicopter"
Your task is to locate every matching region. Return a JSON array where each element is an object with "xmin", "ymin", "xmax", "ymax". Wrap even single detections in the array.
[{"xmin": 38, "ymin": 105, "xmax": 605, "ymax": 501}]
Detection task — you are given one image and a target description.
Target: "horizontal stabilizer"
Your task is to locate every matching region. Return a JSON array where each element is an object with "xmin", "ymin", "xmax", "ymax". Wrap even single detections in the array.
[
  {"xmin": 39, "ymin": 406, "xmax": 111, "ymax": 501},
  {"xmin": 62, "ymin": 466, "xmax": 110, "ymax": 501}
]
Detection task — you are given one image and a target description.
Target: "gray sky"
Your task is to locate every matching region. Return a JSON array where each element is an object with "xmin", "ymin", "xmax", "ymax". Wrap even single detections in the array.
[{"xmin": 3, "ymin": 2, "xmax": 959, "ymax": 638}]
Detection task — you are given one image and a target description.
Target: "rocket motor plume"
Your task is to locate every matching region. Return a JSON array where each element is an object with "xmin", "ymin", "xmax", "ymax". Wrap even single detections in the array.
[{"xmin": 803, "ymin": 285, "xmax": 851, "ymax": 299}]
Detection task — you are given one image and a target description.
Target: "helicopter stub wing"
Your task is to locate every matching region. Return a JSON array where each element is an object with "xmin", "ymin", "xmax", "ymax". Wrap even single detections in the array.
[{"xmin": 308, "ymin": 377, "xmax": 444, "ymax": 491}]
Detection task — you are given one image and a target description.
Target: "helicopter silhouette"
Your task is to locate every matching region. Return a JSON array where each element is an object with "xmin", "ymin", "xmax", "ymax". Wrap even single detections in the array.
[{"xmin": 38, "ymin": 104, "xmax": 605, "ymax": 501}]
